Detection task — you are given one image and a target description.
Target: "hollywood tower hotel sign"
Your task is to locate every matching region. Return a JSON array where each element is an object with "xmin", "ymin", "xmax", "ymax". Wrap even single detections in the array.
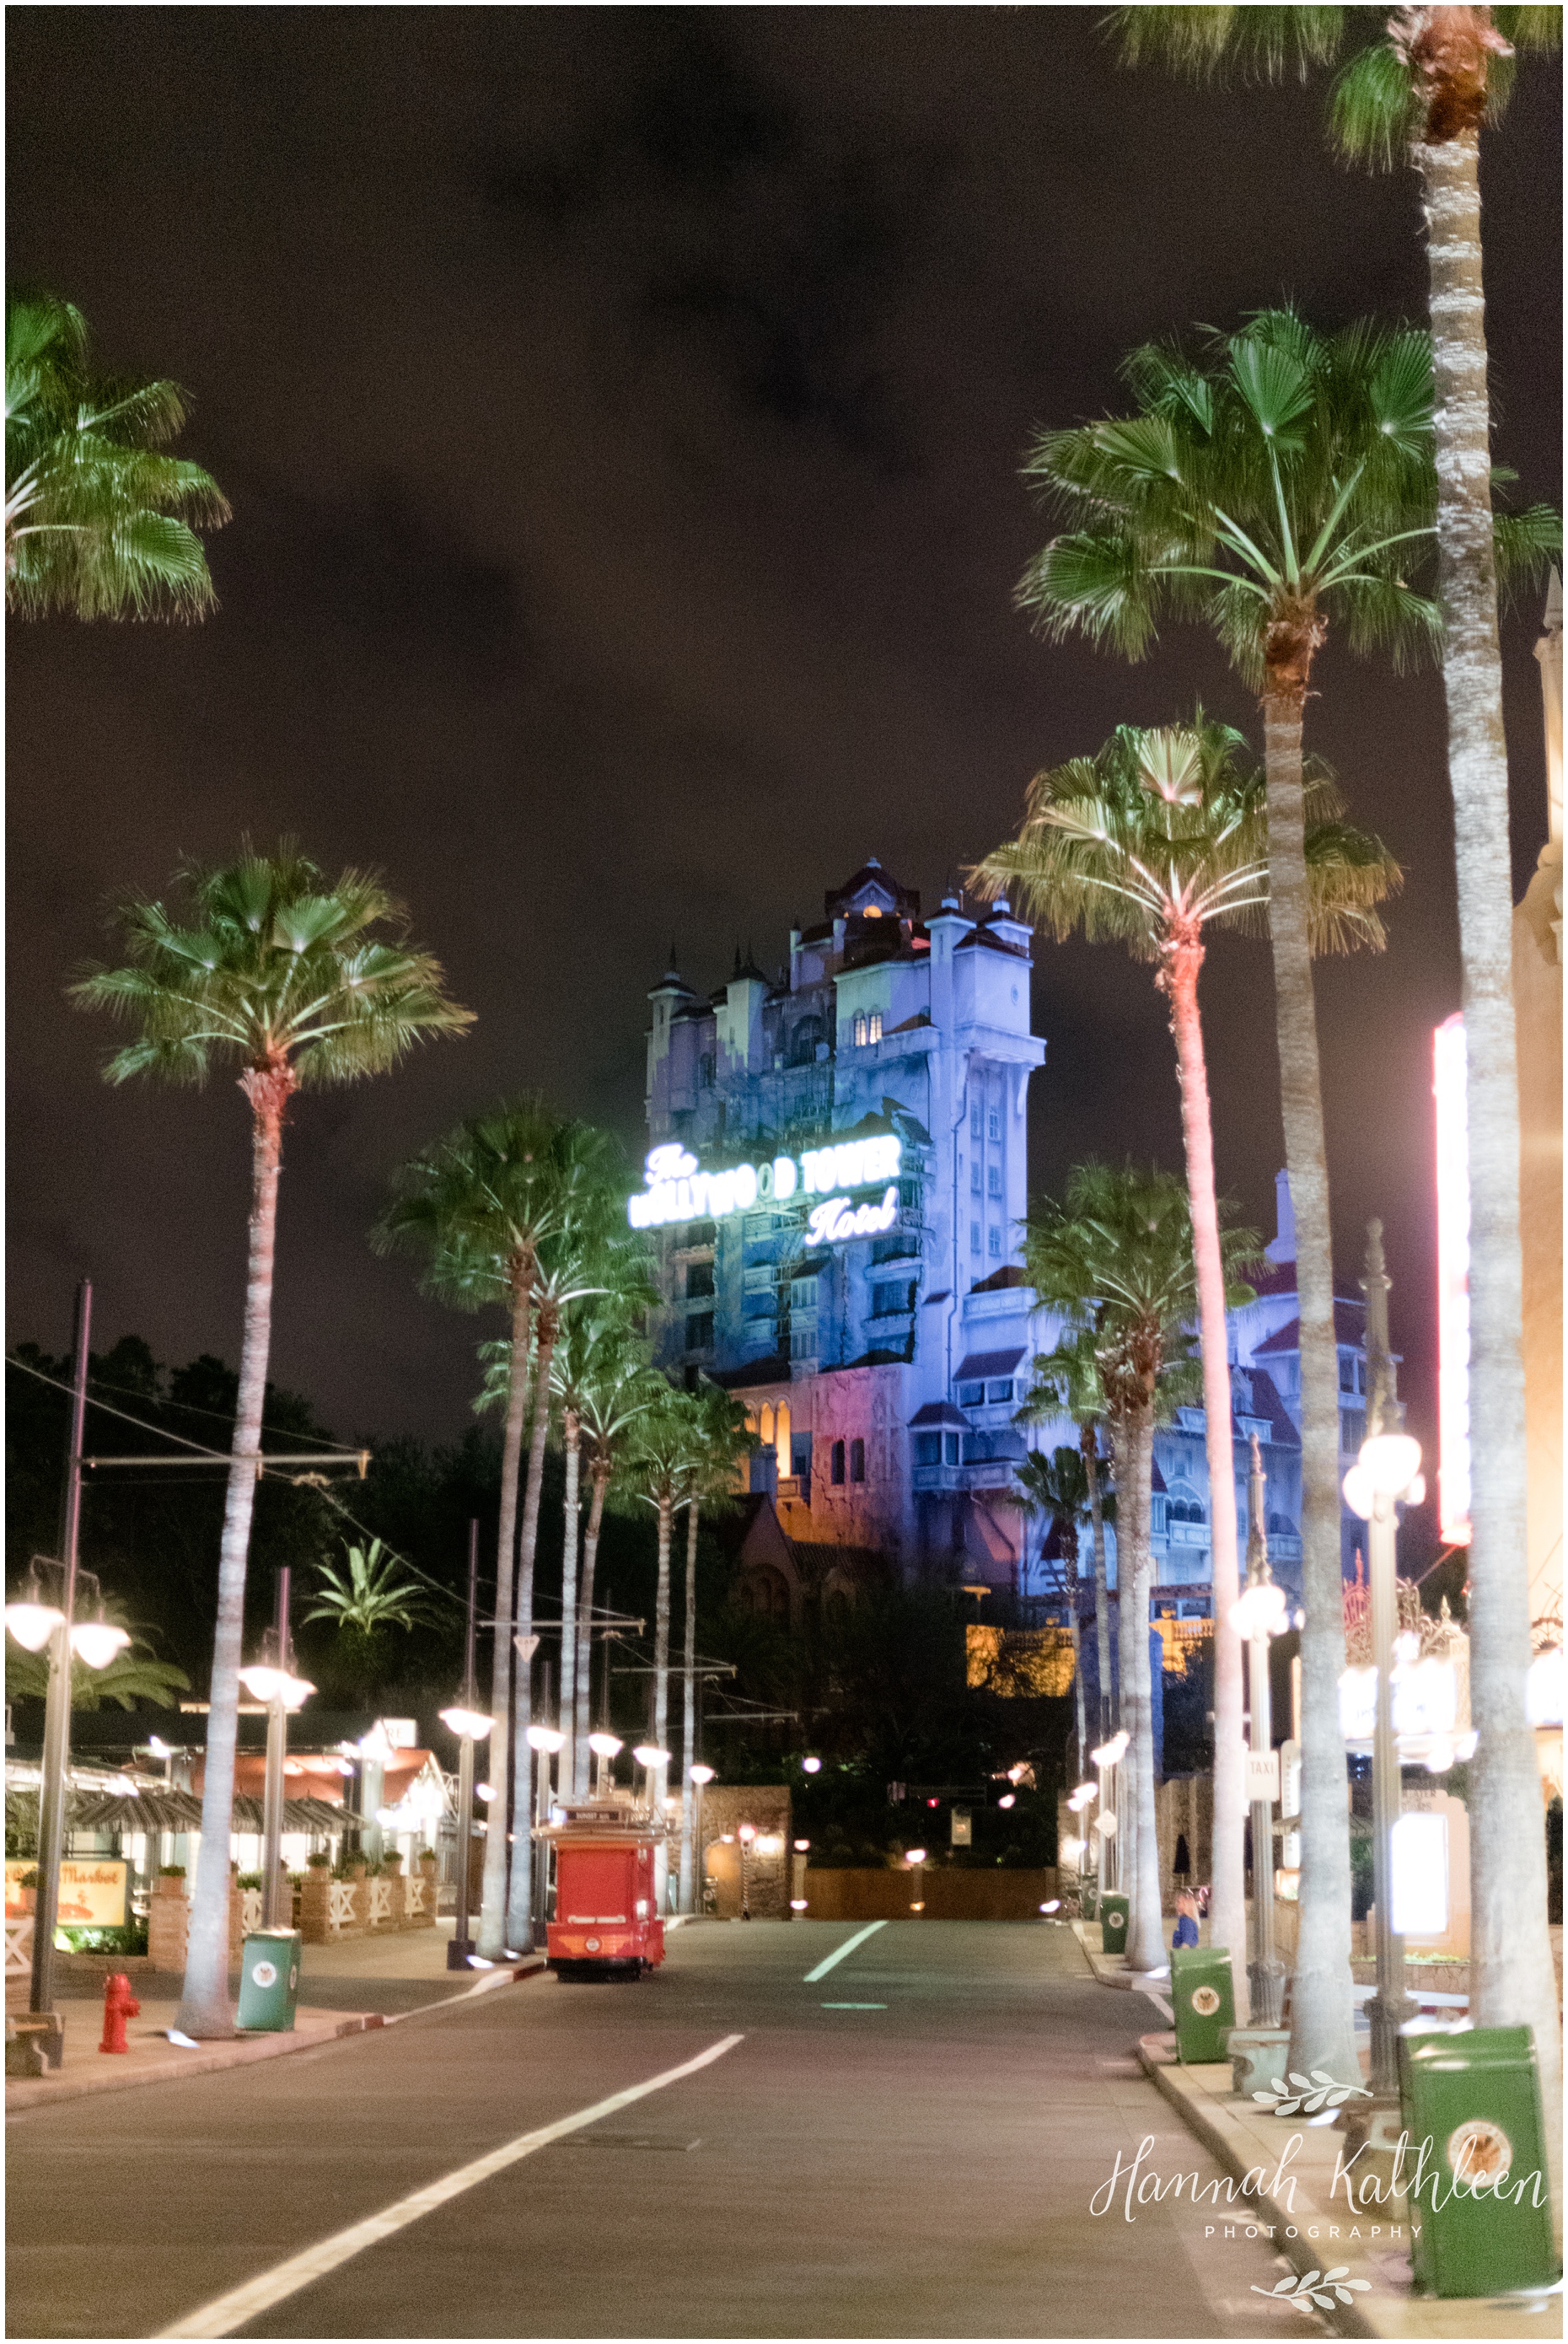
[{"xmin": 633, "ymin": 859, "xmax": 1045, "ymax": 1597}]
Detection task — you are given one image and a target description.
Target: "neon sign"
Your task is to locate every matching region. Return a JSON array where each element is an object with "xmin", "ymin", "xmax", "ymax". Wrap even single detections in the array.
[
  {"xmin": 1432, "ymin": 1015, "xmax": 1470, "ymax": 1546},
  {"xmin": 627, "ymin": 1135, "xmax": 901, "ymax": 1238}
]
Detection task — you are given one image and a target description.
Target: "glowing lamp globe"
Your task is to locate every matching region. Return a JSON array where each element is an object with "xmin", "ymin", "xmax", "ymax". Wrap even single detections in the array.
[
  {"xmin": 588, "ymin": 1733, "xmax": 623, "ymax": 1759},
  {"xmin": 280, "ymin": 1674, "xmax": 314, "ymax": 1711},
  {"xmin": 4, "ymin": 1599, "xmax": 64, "ymax": 1653},
  {"xmin": 439, "ymin": 1707, "xmax": 495, "ymax": 1739},
  {"xmin": 527, "ymin": 1725, "xmax": 567, "ymax": 1755},
  {"xmin": 905, "ymin": 1847, "xmax": 926, "ymax": 1867},
  {"xmin": 793, "ymin": 1838, "xmax": 810, "ymax": 1852},
  {"xmin": 800, "ymin": 1755, "xmax": 823, "ymax": 1773},
  {"xmin": 689, "ymin": 1763, "xmax": 716, "ymax": 1786},
  {"xmin": 1358, "ymin": 1431, "xmax": 1423, "ymax": 1500},
  {"xmin": 71, "ymin": 1621, "xmax": 131, "ymax": 1670},
  {"xmin": 738, "ymin": 1823, "xmax": 756, "ymax": 1845},
  {"xmin": 631, "ymin": 1744, "xmax": 670, "ymax": 1766},
  {"xmin": 997, "ymin": 1793, "xmax": 1016, "ymax": 1809},
  {"xmin": 1229, "ymin": 1580, "xmax": 1288, "ymax": 1640}
]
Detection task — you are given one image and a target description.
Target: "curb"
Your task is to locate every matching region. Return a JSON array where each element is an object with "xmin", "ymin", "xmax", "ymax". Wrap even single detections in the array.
[{"xmin": 6, "ymin": 1956, "xmax": 547, "ymax": 2117}]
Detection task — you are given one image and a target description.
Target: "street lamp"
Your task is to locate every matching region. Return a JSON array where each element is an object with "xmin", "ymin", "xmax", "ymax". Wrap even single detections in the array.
[
  {"xmin": 905, "ymin": 1845, "xmax": 927, "ymax": 1915},
  {"xmin": 588, "ymin": 1731, "xmax": 622, "ymax": 1798},
  {"xmin": 1228, "ymin": 1433, "xmax": 1289, "ymax": 2028},
  {"xmin": 438, "ymin": 1524, "xmax": 491, "ymax": 1969},
  {"xmin": 1089, "ymin": 1730, "xmax": 1127, "ymax": 1900},
  {"xmin": 631, "ymin": 1745, "xmax": 671, "ymax": 1820},
  {"xmin": 1341, "ymin": 1220, "xmax": 1421, "ymax": 2098},
  {"xmin": 238, "ymin": 1568, "xmax": 315, "ymax": 1930},
  {"xmin": 738, "ymin": 1820, "xmax": 756, "ymax": 1920}
]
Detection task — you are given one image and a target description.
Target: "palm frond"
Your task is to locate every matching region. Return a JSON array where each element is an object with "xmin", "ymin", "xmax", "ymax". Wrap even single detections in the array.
[
  {"xmin": 1106, "ymin": 5, "xmax": 1345, "ymax": 83},
  {"xmin": 1329, "ymin": 39, "xmax": 1419, "ymax": 168}
]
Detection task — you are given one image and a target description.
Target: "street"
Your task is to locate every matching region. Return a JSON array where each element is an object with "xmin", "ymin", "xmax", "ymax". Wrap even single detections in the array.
[{"xmin": 8, "ymin": 1921, "xmax": 1307, "ymax": 2340}]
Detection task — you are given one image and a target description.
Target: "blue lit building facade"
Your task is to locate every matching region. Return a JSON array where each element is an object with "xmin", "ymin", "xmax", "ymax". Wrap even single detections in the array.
[{"xmin": 631, "ymin": 859, "xmax": 1368, "ymax": 1622}]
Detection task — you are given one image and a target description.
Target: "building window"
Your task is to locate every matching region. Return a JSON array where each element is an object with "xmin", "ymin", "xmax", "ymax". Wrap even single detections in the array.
[
  {"xmin": 699, "ymin": 1051, "xmax": 716, "ymax": 1089},
  {"xmin": 850, "ymin": 1438, "xmax": 865, "ymax": 1482},
  {"xmin": 1339, "ymin": 1353, "xmax": 1355, "ymax": 1392},
  {"xmin": 685, "ymin": 1313, "xmax": 714, "ymax": 1352},
  {"xmin": 944, "ymin": 1433, "xmax": 961, "ymax": 1465},
  {"xmin": 790, "ymin": 1328, "xmax": 818, "ymax": 1361},
  {"xmin": 914, "ymin": 1433, "xmax": 940, "ymax": 1466},
  {"xmin": 957, "ymin": 1381, "xmax": 984, "ymax": 1407},
  {"xmin": 685, "ymin": 1219, "xmax": 716, "ymax": 1246},
  {"xmin": 987, "ymin": 1225, "xmax": 1001, "ymax": 1258},
  {"xmin": 868, "ymin": 1010, "xmax": 882, "ymax": 1043},
  {"xmin": 791, "ymin": 1434, "xmax": 813, "ymax": 1481},
  {"xmin": 1340, "ymin": 1407, "xmax": 1366, "ymax": 1451},
  {"xmin": 790, "ymin": 1276, "xmax": 819, "ymax": 1310},
  {"xmin": 986, "ymin": 1164, "xmax": 1001, "ymax": 1197},
  {"xmin": 685, "ymin": 1261, "xmax": 714, "ymax": 1299},
  {"xmin": 970, "ymin": 1219, "xmax": 981, "ymax": 1255},
  {"xmin": 1356, "ymin": 1357, "xmax": 1367, "ymax": 1395},
  {"xmin": 970, "ymin": 1162, "xmax": 982, "ymax": 1195},
  {"xmin": 1167, "ymin": 1487, "xmax": 1206, "ymax": 1524},
  {"xmin": 986, "ymin": 1379, "xmax": 1013, "ymax": 1403},
  {"xmin": 830, "ymin": 1439, "xmax": 846, "ymax": 1485},
  {"xmin": 988, "ymin": 1109, "xmax": 1001, "ymax": 1142},
  {"xmin": 852, "ymin": 1012, "xmax": 868, "ymax": 1047},
  {"xmin": 870, "ymin": 1282, "xmax": 910, "ymax": 1318}
]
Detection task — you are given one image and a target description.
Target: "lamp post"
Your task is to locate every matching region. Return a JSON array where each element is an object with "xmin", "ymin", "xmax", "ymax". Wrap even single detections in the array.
[
  {"xmin": 439, "ymin": 1519, "xmax": 494, "ymax": 1970},
  {"xmin": 689, "ymin": 1762, "xmax": 715, "ymax": 1907},
  {"xmin": 632, "ymin": 1745, "xmax": 672, "ymax": 1821},
  {"xmin": 1090, "ymin": 1730, "xmax": 1127, "ymax": 1902},
  {"xmin": 236, "ymin": 1569, "xmax": 314, "ymax": 1930},
  {"xmin": 905, "ymin": 1845, "xmax": 927, "ymax": 1915},
  {"xmin": 737, "ymin": 1820, "xmax": 756, "ymax": 1919},
  {"xmin": 1229, "ymin": 1433, "xmax": 1288, "ymax": 2028},
  {"xmin": 588, "ymin": 1732, "xmax": 623, "ymax": 1798},
  {"xmin": 1342, "ymin": 1220, "xmax": 1422, "ymax": 2096}
]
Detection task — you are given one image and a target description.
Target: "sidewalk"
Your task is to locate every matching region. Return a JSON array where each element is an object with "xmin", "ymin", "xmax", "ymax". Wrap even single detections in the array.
[
  {"xmin": 1136, "ymin": 2033, "xmax": 1559, "ymax": 2341},
  {"xmin": 8, "ymin": 1925, "xmax": 545, "ymax": 2115}
]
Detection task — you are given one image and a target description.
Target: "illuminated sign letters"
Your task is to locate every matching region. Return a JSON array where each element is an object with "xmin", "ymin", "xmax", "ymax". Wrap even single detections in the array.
[{"xmin": 628, "ymin": 1135, "xmax": 901, "ymax": 1244}]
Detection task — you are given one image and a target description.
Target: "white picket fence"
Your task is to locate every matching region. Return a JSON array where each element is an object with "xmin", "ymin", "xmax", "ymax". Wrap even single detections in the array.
[
  {"xmin": 240, "ymin": 1888, "xmax": 264, "ymax": 1935},
  {"xmin": 5, "ymin": 1916, "xmax": 35, "ymax": 1983},
  {"xmin": 327, "ymin": 1880, "xmax": 357, "ymax": 1934}
]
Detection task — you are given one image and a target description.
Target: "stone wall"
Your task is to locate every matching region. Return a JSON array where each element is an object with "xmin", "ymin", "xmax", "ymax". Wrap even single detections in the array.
[{"xmin": 697, "ymin": 1785, "xmax": 792, "ymax": 1919}]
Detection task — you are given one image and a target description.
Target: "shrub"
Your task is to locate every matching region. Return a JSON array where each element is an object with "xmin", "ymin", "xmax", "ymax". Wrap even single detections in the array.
[
  {"xmin": 237, "ymin": 1872, "xmax": 264, "ymax": 1891},
  {"xmin": 158, "ymin": 1864, "xmax": 185, "ymax": 1879},
  {"xmin": 19, "ymin": 1868, "xmax": 40, "ymax": 1890},
  {"xmin": 58, "ymin": 1922, "xmax": 148, "ymax": 1957},
  {"xmin": 305, "ymin": 1852, "xmax": 331, "ymax": 1870}
]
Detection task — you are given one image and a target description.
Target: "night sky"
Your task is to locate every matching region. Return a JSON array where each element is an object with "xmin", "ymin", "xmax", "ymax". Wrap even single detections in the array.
[{"xmin": 8, "ymin": 11, "xmax": 1561, "ymax": 1510}]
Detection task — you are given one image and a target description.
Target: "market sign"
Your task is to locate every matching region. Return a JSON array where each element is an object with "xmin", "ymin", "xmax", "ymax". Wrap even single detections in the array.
[
  {"xmin": 6, "ymin": 1858, "xmax": 127, "ymax": 1926},
  {"xmin": 627, "ymin": 1136, "xmax": 902, "ymax": 1244}
]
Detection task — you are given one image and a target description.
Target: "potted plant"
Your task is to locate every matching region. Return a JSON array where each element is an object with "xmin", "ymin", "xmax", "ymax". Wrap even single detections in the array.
[{"xmin": 17, "ymin": 1867, "xmax": 40, "ymax": 1914}]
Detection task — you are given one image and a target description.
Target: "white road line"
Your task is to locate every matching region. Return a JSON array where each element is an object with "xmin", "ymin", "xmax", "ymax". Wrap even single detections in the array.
[
  {"xmin": 803, "ymin": 1919, "xmax": 887, "ymax": 1982},
  {"xmin": 153, "ymin": 2033, "xmax": 744, "ymax": 2341}
]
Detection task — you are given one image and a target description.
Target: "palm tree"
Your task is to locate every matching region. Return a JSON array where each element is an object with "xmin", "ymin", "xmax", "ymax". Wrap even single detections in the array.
[
  {"xmin": 304, "ymin": 1539, "xmax": 441, "ymax": 1637},
  {"xmin": 1018, "ymin": 306, "xmax": 1447, "ymax": 2071},
  {"xmin": 1109, "ymin": 1, "xmax": 1564, "ymax": 2095},
  {"xmin": 1019, "ymin": 1326, "xmax": 1117, "ymax": 1746},
  {"xmin": 570, "ymin": 1330, "xmax": 663, "ymax": 1798},
  {"xmin": 625, "ymin": 1387, "xmax": 700, "ymax": 1906},
  {"xmin": 1014, "ymin": 1446, "xmax": 1097, "ymax": 1758},
  {"xmin": 1026, "ymin": 1165, "xmax": 1255, "ymax": 1981},
  {"xmin": 6, "ymin": 290, "xmax": 229, "ymax": 618},
  {"xmin": 72, "ymin": 844, "xmax": 470, "ymax": 2035},
  {"xmin": 675, "ymin": 1383, "xmax": 756, "ymax": 1912},
  {"xmin": 975, "ymin": 712, "xmax": 1398, "ymax": 2017},
  {"xmin": 376, "ymin": 1095, "xmax": 563, "ymax": 1957}
]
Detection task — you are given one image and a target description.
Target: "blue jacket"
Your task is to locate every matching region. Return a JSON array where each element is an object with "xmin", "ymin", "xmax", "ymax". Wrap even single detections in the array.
[{"xmin": 1172, "ymin": 1913, "xmax": 1200, "ymax": 1949}]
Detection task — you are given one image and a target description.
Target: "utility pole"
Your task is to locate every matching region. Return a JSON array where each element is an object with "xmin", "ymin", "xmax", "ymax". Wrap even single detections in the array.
[{"xmin": 31, "ymin": 1278, "xmax": 90, "ymax": 2018}]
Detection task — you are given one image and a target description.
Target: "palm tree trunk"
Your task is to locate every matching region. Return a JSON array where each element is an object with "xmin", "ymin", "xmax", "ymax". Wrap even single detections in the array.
[
  {"xmin": 1164, "ymin": 940, "xmax": 1248, "ymax": 2019},
  {"xmin": 1082, "ymin": 1420, "xmax": 1113, "ymax": 1742},
  {"xmin": 1415, "ymin": 110, "xmax": 1563, "ymax": 2125},
  {"xmin": 1066, "ymin": 1523, "xmax": 1086, "ymax": 1767},
  {"xmin": 559, "ymin": 1410, "xmax": 580, "ymax": 1816},
  {"xmin": 1111, "ymin": 1415, "xmax": 1139, "ymax": 1909},
  {"xmin": 1263, "ymin": 663, "xmax": 1360, "ymax": 2085},
  {"xmin": 651, "ymin": 1489, "xmax": 673, "ymax": 1911},
  {"xmin": 507, "ymin": 1301, "xmax": 560, "ymax": 1949},
  {"xmin": 575, "ymin": 1465, "xmax": 609, "ymax": 1797},
  {"xmin": 679, "ymin": 1492, "xmax": 701, "ymax": 1912},
  {"xmin": 177, "ymin": 1065, "xmax": 293, "ymax": 2036},
  {"xmin": 1121, "ymin": 1402, "xmax": 1164, "ymax": 1974},
  {"xmin": 477, "ymin": 1271, "xmax": 531, "ymax": 1960}
]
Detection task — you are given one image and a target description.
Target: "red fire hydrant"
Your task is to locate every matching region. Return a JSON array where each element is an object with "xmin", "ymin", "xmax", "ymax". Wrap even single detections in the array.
[{"xmin": 99, "ymin": 1970, "xmax": 140, "ymax": 2055}]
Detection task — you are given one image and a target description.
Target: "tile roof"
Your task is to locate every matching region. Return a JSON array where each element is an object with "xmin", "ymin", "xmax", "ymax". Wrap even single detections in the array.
[
  {"xmin": 908, "ymin": 1400, "xmax": 971, "ymax": 1429},
  {"xmin": 1253, "ymin": 1300, "xmax": 1369, "ymax": 1354},
  {"xmin": 969, "ymin": 1264, "xmax": 1030, "ymax": 1294},
  {"xmin": 954, "ymin": 1347, "xmax": 1026, "ymax": 1382}
]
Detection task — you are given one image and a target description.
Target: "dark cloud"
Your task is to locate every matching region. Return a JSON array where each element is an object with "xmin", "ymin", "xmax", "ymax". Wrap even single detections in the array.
[{"xmin": 4, "ymin": 8, "xmax": 1560, "ymax": 1482}]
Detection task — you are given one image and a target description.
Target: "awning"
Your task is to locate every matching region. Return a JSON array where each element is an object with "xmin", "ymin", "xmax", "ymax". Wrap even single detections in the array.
[
  {"xmin": 71, "ymin": 1792, "xmax": 362, "ymax": 1834},
  {"xmin": 954, "ymin": 1347, "xmax": 1024, "ymax": 1384}
]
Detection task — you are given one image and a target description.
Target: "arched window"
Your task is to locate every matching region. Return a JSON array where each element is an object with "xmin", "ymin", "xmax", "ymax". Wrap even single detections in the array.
[
  {"xmin": 1167, "ymin": 1482, "xmax": 1206, "ymax": 1525},
  {"xmin": 774, "ymin": 1400, "xmax": 791, "ymax": 1479},
  {"xmin": 744, "ymin": 1566, "xmax": 792, "ymax": 1622},
  {"xmin": 852, "ymin": 1013, "xmax": 867, "ymax": 1047},
  {"xmin": 760, "ymin": 1404, "xmax": 774, "ymax": 1447},
  {"xmin": 850, "ymin": 1438, "xmax": 866, "ymax": 1483}
]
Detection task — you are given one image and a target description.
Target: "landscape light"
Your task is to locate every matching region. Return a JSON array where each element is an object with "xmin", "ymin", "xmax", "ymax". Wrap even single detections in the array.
[
  {"xmin": 997, "ymin": 1793, "xmax": 1016, "ymax": 1810},
  {"xmin": 146, "ymin": 1736, "xmax": 171, "ymax": 1758},
  {"xmin": 905, "ymin": 1847, "xmax": 926, "ymax": 1867},
  {"xmin": 794, "ymin": 1838, "xmax": 810, "ymax": 1852},
  {"xmin": 440, "ymin": 1707, "xmax": 494, "ymax": 1739},
  {"xmin": 3, "ymin": 1599, "xmax": 64, "ymax": 1653},
  {"xmin": 1039, "ymin": 1900, "xmax": 1061, "ymax": 1914},
  {"xmin": 800, "ymin": 1755, "xmax": 822, "ymax": 1773},
  {"xmin": 70, "ymin": 1621, "xmax": 131, "ymax": 1670},
  {"xmin": 790, "ymin": 1898, "xmax": 808, "ymax": 1911}
]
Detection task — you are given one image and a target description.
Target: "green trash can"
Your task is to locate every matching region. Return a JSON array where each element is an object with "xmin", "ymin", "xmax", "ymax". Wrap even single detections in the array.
[
  {"xmin": 1099, "ymin": 1892, "xmax": 1130, "ymax": 1956},
  {"xmin": 1170, "ymin": 1944, "xmax": 1235, "ymax": 2064},
  {"xmin": 238, "ymin": 1929, "xmax": 301, "ymax": 2032},
  {"xmin": 1080, "ymin": 1884, "xmax": 1098, "ymax": 1922},
  {"xmin": 1400, "ymin": 2025, "xmax": 1559, "ymax": 2298}
]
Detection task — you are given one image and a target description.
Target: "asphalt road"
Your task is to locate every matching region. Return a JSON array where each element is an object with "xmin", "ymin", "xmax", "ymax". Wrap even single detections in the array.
[{"xmin": 8, "ymin": 1920, "xmax": 1308, "ymax": 2340}]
